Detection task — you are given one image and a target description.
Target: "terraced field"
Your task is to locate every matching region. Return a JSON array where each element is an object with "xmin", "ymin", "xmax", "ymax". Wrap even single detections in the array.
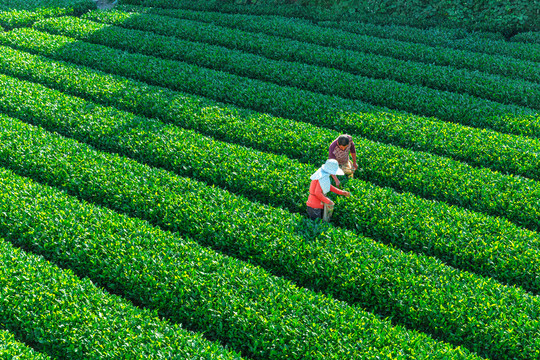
[{"xmin": 0, "ymin": 0, "xmax": 539, "ymax": 359}]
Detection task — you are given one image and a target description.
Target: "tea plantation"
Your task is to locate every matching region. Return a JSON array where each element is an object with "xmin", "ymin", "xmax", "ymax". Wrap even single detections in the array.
[{"xmin": 0, "ymin": 0, "xmax": 539, "ymax": 359}]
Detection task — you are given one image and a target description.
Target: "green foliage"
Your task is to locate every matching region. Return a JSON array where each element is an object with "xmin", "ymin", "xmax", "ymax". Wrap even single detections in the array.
[
  {"xmin": 29, "ymin": 14, "xmax": 539, "ymax": 139},
  {"xmin": 327, "ymin": 0, "xmax": 539, "ymax": 35},
  {"xmin": 5, "ymin": 24, "xmax": 540, "ymax": 144},
  {"xmin": 121, "ymin": 0, "xmax": 540, "ymax": 35},
  {"xmin": 0, "ymin": 113, "xmax": 535, "ymax": 359},
  {"xmin": 433, "ymin": 0, "xmax": 540, "ymax": 36},
  {"xmin": 317, "ymin": 20, "xmax": 540, "ymax": 63},
  {"xmin": 2, "ymin": 1, "xmax": 540, "ymax": 358},
  {"xmin": 0, "ymin": 329, "xmax": 51, "ymax": 359},
  {"xmin": 0, "ymin": 119, "xmax": 483, "ymax": 359},
  {"xmin": 2, "ymin": 40, "xmax": 540, "ymax": 189},
  {"xmin": 81, "ymin": 9, "xmax": 540, "ymax": 111},
  {"xmin": 511, "ymin": 30, "xmax": 540, "ymax": 43},
  {"xmin": 92, "ymin": 7, "xmax": 540, "ymax": 85},
  {"xmin": 0, "ymin": 0, "xmax": 92, "ymax": 10},
  {"xmin": 5, "ymin": 27, "xmax": 540, "ymax": 233},
  {"xmin": 0, "ymin": 1, "xmax": 93, "ymax": 29},
  {"xmin": 0, "ymin": 237, "xmax": 240, "ymax": 359},
  {"xmin": 3, "ymin": 47, "xmax": 540, "ymax": 254},
  {"xmin": 4, "ymin": 32, "xmax": 540, "ymax": 238},
  {"xmin": 1, "ymin": 45, "xmax": 540, "ymax": 354}
]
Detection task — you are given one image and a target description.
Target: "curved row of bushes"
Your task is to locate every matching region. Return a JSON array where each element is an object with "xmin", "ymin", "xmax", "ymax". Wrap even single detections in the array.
[
  {"xmin": 4, "ymin": 47, "xmax": 540, "ymax": 285},
  {"xmin": 4, "ymin": 59, "xmax": 540, "ymax": 266},
  {"xmin": 1, "ymin": 113, "xmax": 539, "ymax": 360},
  {"xmin": 39, "ymin": 15, "xmax": 540, "ymax": 132},
  {"xmin": 117, "ymin": 1, "xmax": 540, "ymax": 83},
  {"xmin": 2, "ymin": 39, "xmax": 540, "ymax": 187},
  {"xmin": 3, "ymin": 26, "xmax": 539, "ymax": 147},
  {"xmin": 4, "ymin": 2, "xmax": 537, "ymax": 358},
  {"xmin": 120, "ymin": 0, "xmax": 540, "ymax": 35},
  {"xmin": 0, "ymin": 1, "xmax": 92, "ymax": 29},
  {"xmin": 5, "ymin": 31, "xmax": 540, "ymax": 232},
  {"xmin": 26, "ymin": 20, "xmax": 540, "ymax": 135},
  {"xmin": 114, "ymin": 0, "xmax": 369, "ymax": 21},
  {"xmin": 511, "ymin": 31, "xmax": 540, "ymax": 44},
  {"xmin": 0, "ymin": 118, "xmax": 483, "ymax": 360},
  {"xmin": 0, "ymin": 329, "xmax": 50, "ymax": 360},
  {"xmin": 312, "ymin": 0, "xmax": 540, "ymax": 36},
  {"xmin": 316, "ymin": 19, "xmax": 540, "ymax": 63},
  {"xmin": 78, "ymin": 9, "xmax": 540, "ymax": 110},
  {"xmin": 0, "ymin": 232, "xmax": 239, "ymax": 359},
  {"xmin": 116, "ymin": 3, "xmax": 540, "ymax": 65}
]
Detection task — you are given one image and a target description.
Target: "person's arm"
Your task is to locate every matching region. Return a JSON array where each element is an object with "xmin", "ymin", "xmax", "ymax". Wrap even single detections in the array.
[
  {"xmin": 331, "ymin": 174, "xmax": 340, "ymax": 188},
  {"xmin": 330, "ymin": 185, "xmax": 351, "ymax": 197},
  {"xmin": 349, "ymin": 141, "xmax": 358, "ymax": 170},
  {"xmin": 351, "ymin": 152, "xmax": 358, "ymax": 170}
]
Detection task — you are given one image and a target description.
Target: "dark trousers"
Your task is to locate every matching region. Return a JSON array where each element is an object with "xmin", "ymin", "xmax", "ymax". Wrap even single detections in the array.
[{"xmin": 307, "ymin": 206, "xmax": 323, "ymax": 220}]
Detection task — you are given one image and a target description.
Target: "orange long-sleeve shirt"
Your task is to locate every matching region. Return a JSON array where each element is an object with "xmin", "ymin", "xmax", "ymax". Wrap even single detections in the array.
[{"xmin": 306, "ymin": 179, "xmax": 347, "ymax": 209}]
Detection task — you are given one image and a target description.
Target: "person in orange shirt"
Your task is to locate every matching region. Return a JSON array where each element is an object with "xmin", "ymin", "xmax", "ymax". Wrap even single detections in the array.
[{"xmin": 306, "ymin": 159, "xmax": 351, "ymax": 220}]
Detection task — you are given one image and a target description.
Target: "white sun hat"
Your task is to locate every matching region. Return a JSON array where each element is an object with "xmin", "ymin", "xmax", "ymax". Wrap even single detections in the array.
[
  {"xmin": 310, "ymin": 159, "xmax": 344, "ymax": 194},
  {"xmin": 322, "ymin": 159, "xmax": 345, "ymax": 175}
]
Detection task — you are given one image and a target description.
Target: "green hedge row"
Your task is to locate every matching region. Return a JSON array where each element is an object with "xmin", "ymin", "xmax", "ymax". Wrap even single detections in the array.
[
  {"xmin": 0, "ymin": 123, "xmax": 481, "ymax": 359},
  {"xmin": 0, "ymin": 234, "xmax": 240, "ymax": 359},
  {"xmin": 120, "ymin": 0, "xmax": 540, "ymax": 35},
  {"xmin": 316, "ymin": 19, "xmax": 540, "ymax": 64},
  {"xmin": 304, "ymin": 0, "xmax": 540, "ymax": 36},
  {"xmin": 0, "ymin": 0, "xmax": 92, "ymax": 10},
  {"xmin": 3, "ymin": 49, "xmax": 540, "ymax": 294},
  {"xmin": 5, "ymin": 35, "xmax": 540, "ymax": 232},
  {"xmin": 0, "ymin": 329, "xmax": 50, "ymax": 360},
  {"xmin": 3, "ymin": 43, "xmax": 540, "ymax": 186},
  {"xmin": 117, "ymin": 0, "xmax": 540, "ymax": 83},
  {"xmin": 0, "ymin": 45, "xmax": 329, "ymax": 163},
  {"xmin": 0, "ymin": 1, "xmax": 92, "ymax": 29},
  {"xmin": 5, "ymin": 55, "xmax": 540, "ymax": 254},
  {"xmin": 0, "ymin": 69, "xmax": 309, "ymax": 211},
  {"xmin": 79, "ymin": 9, "xmax": 540, "ymax": 110},
  {"xmin": 114, "ymin": 3, "xmax": 494, "ymax": 49},
  {"xmin": 5, "ymin": 27, "xmax": 539, "ymax": 147},
  {"xmin": 120, "ymin": 0, "xmax": 356, "ymax": 21},
  {"xmin": 1, "ymin": 113, "xmax": 538, "ymax": 360},
  {"xmin": 511, "ymin": 31, "xmax": 540, "ymax": 44},
  {"xmin": 114, "ymin": 3, "xmax": 539, "ymax": 67}
]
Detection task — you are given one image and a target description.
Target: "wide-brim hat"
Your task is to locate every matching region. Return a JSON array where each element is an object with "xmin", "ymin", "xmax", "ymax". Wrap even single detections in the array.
[{"xmin": 321, "ymin": 159, "xmax": 344, "ymax": 175}]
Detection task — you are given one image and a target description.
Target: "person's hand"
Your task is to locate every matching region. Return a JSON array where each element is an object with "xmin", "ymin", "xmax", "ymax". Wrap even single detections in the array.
[
  {"xmin": 335, "ymin": 179, "xmax": 341, "ymax": 188},
  {"xmin": 353, "ymin": 162, "xmax": 358, "ymax": 170},
  {"xmin": 328, "ymin": 201, "xmax": 335, "ymax": 207},
  {"xmin": 343, "ymin": 191, "xmax": 351, "ymax": 197}
]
